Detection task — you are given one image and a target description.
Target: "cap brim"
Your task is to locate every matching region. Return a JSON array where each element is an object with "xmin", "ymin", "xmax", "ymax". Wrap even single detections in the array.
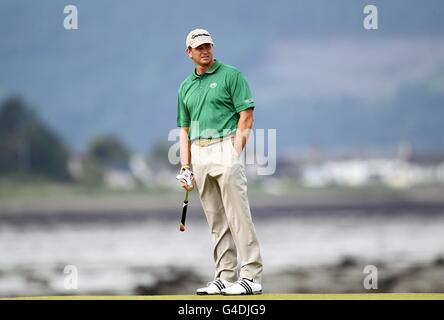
[{"xmin": 190, "ymin": 39, "xmax": 214, "ymax": 48}]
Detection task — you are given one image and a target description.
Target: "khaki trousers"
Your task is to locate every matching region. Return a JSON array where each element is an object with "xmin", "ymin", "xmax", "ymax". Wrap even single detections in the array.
[{"xmin": 191, "ymin": 138, "xmax": 263, "ymax": 283}]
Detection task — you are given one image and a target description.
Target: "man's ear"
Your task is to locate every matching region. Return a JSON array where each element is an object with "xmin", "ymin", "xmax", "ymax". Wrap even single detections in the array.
[{"xmin": 186, "ymin": 47, "xmax": 192, "ymax": 58}]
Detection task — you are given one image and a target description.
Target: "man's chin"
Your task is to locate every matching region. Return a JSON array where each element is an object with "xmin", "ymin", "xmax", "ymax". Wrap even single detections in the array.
[{"xmin": 200, "ymin": 58, "xmax": 212, "ymax": 65}]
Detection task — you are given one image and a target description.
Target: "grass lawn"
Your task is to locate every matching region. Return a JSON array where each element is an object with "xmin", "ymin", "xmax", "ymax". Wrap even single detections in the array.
[{"xmin": 3, "ymin": 293, "xmax": 444, "ymax": 300}]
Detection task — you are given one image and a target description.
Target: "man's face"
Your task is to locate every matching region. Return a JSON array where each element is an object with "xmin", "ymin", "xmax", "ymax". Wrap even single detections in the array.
[{"xmin": 187, "ymin": 43, "xmax": 213, "ymax": 66}]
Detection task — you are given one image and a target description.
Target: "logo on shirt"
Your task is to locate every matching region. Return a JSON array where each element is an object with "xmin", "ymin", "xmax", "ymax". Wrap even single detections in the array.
[
  {"xmin": 244, "ymin": 98, "xmax": 254, "ymax": 104},
  {"xmin": 209, "ymin": 82, "xmax": 218, "ymax": 89}
]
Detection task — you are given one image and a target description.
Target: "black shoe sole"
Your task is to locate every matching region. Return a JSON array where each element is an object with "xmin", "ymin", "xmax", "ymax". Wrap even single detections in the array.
[
  {"xmin": 196, "ymin": 292, "xmax": 223, "ymax": 295},
  {"xmin": 221, "ymin": 291, "xmax": 262, "ymax": 296}
]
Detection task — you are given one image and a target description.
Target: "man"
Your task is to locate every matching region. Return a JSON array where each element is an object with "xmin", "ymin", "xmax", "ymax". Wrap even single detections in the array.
[{"xmin": 176, "ymin": 28, "xmax": 263, "ymax": 295}]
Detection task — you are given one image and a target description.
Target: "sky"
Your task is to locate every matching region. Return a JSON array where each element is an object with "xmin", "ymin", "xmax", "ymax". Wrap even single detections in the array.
[{"xmin": 0, "ymin": 0, "xmax": 443, "ymax": 154}]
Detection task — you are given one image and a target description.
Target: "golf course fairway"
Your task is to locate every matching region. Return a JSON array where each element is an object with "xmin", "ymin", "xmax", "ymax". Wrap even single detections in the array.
[{"xmin": 2, "ymin": 293, "xmax": 444, "ymax": 300}]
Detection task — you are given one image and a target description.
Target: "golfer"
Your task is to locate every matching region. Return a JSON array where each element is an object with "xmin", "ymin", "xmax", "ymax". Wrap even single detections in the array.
[{"xmin": 176, "ymin": 28, "xmax": 263, "ymax": 295}]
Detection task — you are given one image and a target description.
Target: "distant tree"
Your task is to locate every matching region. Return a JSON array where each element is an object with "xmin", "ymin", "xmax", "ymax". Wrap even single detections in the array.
[
  {"xmin": 88, "ymin": 135, "xmax": 130, "ymax": 167},
  {"xmin": 0, "ymin": 97, "xmax": 70, "ymax": 180},
  {"xmin": 148, "ymin": 142, "xmax": 171, "ymax": 166}
]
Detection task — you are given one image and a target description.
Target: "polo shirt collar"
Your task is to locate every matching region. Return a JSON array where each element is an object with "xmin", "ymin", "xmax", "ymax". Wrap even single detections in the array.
[{"xmin": 192, "ymin": 60, "xmax": 221, "ymax": 79}]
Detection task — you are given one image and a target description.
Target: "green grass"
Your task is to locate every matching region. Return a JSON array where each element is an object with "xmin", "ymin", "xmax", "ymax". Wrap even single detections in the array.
[
  {"xmin": 2, "ymin": 293, "xmax": 444, "ymax": 300},
  {"xmin": 0, "ymin": 175, "xmax": 169, "ymax": 200}
]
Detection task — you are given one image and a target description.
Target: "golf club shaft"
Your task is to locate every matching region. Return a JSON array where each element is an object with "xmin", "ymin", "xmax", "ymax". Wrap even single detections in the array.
[{"xmin": 180, "ymin": 190, "xmax": 189, "ymax": 231}]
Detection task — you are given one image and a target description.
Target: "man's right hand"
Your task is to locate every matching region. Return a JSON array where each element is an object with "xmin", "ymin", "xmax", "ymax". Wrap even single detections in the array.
[{"xmin": 176, "ymin": 166, "xmax": 194, "ymax": 191}]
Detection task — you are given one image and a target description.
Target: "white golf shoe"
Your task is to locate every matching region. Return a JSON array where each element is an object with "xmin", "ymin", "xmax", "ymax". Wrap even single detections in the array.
[
  {"xmin": 221, "ymin": 278, "xmax": 262, "ymax": 295},
  {"xmin": 196, "ymin": 278, "xmax": 233, "ymax": 295}
]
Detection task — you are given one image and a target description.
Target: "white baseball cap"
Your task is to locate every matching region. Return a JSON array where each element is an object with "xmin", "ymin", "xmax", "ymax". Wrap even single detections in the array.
[{"xmin": 186, "ymin": 28, "xmax": 214, "ymax": 48}]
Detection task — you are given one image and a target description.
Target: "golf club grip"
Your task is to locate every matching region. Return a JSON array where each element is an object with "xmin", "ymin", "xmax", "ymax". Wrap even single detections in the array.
[{"xmin": 181, "ymin": 200, "xmax": 188, "ymax": 225}]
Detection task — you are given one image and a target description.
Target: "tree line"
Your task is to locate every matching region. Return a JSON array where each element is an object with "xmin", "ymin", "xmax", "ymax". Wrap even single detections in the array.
[{"xmin": 0, "ymin": 97, "xmax": 141, "ymax": 182}]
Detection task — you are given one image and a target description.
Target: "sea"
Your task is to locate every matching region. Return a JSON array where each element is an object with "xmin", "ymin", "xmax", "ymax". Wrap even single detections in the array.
[{"xmin": 0, "ymin": 208, "xmax": 443, "ymax": 297}]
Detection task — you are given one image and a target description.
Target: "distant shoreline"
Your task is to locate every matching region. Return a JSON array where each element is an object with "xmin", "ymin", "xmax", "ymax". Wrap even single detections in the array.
[{"xmin": 1, "ymin": 186, "xmax": 444, "ymax": 224}]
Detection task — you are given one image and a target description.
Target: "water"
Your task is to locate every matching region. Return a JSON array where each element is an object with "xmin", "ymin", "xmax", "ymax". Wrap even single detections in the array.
[{"xmin": 1, "ymin": 213, "xmax": 444, "ymax": 296}]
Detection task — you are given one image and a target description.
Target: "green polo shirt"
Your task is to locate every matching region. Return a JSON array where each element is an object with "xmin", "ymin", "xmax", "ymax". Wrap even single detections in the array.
[{"xmin": 177, "ymin": 60, "xmax": 255, "ymax": 140}]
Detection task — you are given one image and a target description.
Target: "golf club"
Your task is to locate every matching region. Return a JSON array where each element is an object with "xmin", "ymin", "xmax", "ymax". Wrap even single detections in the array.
[{"xmin": 179, "ymin": 190, "xmax": 189, "ymax": 232}]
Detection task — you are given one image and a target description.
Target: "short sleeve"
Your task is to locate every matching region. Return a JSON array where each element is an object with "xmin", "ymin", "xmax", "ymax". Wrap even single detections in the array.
[
  {"xmin": 229, "ymin": 71, "xmax": 255, "ymax": 113},
  {"xmin": 176, "ymin": 87, "xmax": 190, "ymax": 127}
]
